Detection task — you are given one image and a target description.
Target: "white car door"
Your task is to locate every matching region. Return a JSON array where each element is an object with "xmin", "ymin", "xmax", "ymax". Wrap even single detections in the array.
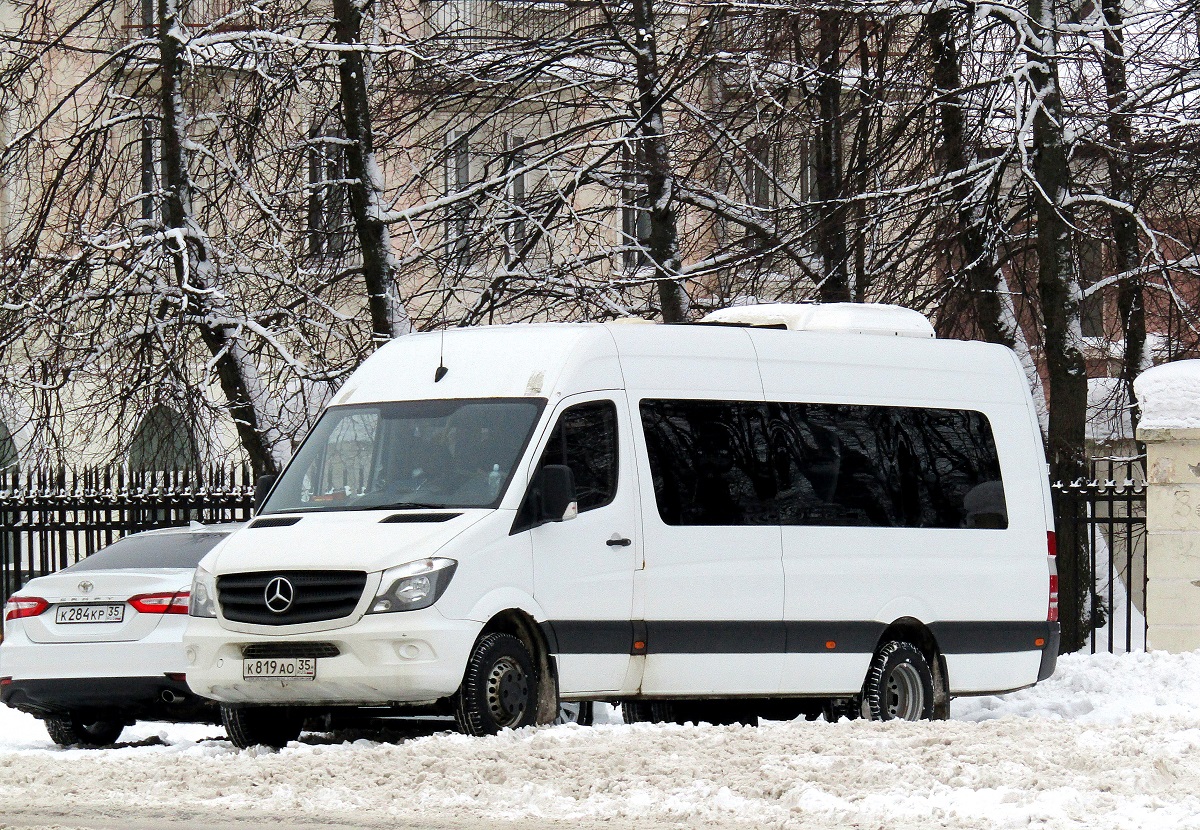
[{"xmin": 527, "ymin": 393, "xmax": 640, "ymax": 694}]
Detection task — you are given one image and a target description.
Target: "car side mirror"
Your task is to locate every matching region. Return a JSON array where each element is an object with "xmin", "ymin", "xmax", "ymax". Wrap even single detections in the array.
[
  {"xmin": 253, "ymin": 474, "xmax": 278, "ymax": 514},
  {"xmin": 538, "ymin": 465, "xmax": 578, "ymax": 523}
]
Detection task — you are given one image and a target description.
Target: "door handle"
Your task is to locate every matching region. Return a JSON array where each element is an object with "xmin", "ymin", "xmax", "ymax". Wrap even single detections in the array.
[{"xmin": 606, "ymin": 535, "xmax": 632, "ymax": 547}]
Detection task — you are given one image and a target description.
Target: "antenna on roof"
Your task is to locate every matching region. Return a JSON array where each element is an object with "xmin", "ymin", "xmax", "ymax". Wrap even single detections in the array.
[{"xmin": 434, "ymin": 328, "xmax": 448, "ymax": 382}]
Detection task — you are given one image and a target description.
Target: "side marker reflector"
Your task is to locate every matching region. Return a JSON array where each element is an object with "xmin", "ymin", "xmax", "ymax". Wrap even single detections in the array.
[
  {"xmin": 825, "ymin": 641, "xmax": 837, "ymax": 650},
  {"xmin": 1035, "ymin": 638, "xmax": 1046, "ymax": 647}
]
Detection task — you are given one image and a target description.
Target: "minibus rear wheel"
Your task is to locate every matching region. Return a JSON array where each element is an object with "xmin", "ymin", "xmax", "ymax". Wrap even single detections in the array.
[
  {"xmin": 455, "ymin": 632, "xmax": 539, "ymax": 736},
  {"xmin": 222, "ymin": 704, "xmax": 304, "ymax": 749},
  {"xmin": 863, "ymin": 641, "xmax": 935, "ymax": 721}
]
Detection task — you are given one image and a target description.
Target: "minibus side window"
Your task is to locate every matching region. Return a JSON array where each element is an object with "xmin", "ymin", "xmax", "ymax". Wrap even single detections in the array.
[
  {"xmin": 534, "ymin": 400, "xmax": 619, "ymax": 513},
  {"xmin": 640, "ymin": 400, "xmax": 776, "ymax": 526},
  {"xmin": 769, "ymin": 403, "xmax": 1007, "ymax": 529}
]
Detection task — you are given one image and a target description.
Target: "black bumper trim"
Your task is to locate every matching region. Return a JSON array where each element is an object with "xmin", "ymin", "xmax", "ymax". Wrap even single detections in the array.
[{"xmin": 1, "ymin": 675, "xmax": 210, "ymax": 718}]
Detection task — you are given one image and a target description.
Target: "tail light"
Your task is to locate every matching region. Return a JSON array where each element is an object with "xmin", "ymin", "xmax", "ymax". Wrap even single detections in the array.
[
  {"xmin": 129, "ymin": 592, "xmax": 191, "ymax": 615},
  {"xmin": 4, "ymin": 596, "xmax": 49, "ymax": 621},
  {"xmin": 1046, "ymin": 531, "xmax": 1059, "ymax": 622}
]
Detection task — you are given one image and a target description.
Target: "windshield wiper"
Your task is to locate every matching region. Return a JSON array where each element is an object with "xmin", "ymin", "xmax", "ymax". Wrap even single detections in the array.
[{"xmin": 371, "ymin": 501, "xmax": 449, "ymax": 511}]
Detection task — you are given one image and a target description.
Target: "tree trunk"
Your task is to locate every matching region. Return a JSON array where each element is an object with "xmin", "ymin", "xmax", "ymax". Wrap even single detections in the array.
[
  {"xmin": 158, "ymin": 0, "xmax": 280, "ymax": 477},
  {"xmin": 814, "ymin": 10, "xmax": 850, "ymax": 303},
  {"xmin": 1026, "ymin": 0, "xmax": 1089, "ymax": 651},
  {"xmin": 1099, "ymin": 0, "xmax": 1145, "ymax": 437},
  {"xmin": 333, "ymin": 0, "xmax": 413, "ymax": 344},
  {"xmin": 631, "ymin": 0, "xmax": 688, "ymax": 322}
]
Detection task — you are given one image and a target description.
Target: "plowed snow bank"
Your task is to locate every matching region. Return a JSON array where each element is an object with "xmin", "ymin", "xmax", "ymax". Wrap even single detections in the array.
[{"xmin": 2, "ymin": 651, "xmax": 1198, "ymax": 829}]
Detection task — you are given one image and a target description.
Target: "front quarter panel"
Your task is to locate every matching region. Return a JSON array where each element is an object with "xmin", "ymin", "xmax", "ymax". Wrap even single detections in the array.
[{"xmin": 433, "ymin": 509, "xmax": 536, "ymax": 624}]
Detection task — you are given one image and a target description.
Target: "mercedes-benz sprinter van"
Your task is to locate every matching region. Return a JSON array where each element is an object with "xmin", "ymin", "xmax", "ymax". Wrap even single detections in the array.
[{"xmin": 184, "ymin": 304, "xmax": 1059, "ymax": 746}]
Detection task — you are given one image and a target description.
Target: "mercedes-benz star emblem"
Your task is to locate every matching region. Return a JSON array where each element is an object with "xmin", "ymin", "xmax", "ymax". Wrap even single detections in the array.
[
  {"xmin": 78, "ymin": 580, "xmax": 93, "ymax": 594},
  {"xmin": 264, "ymin": 576, "xmax": 294, "ymax": 614}
]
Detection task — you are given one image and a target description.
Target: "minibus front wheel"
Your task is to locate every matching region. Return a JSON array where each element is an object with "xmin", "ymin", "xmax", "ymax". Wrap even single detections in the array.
[
  {"xmin": 863, "ymin": 641, "xmax": 935, "ymax": 721},
  {"xmin": 455, "ymin": 632, "xmax": 540, "ymax": 736}
]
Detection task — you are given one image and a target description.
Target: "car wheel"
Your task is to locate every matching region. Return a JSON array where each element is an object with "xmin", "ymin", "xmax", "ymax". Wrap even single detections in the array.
[
  {"xmin": 554, "ymin": 701, "xmax": 594, "ymax": 726},
  {"xmin": 454, "ymin": 632, "xmax": 539, "ymax": 736},
  {"xmin": 44, "ymin": 713, "xmax": 125, "ymax": 747},
  {"xmin": 222, "ymin": 704, "xmax": 304, "ymax": 749},
  {"xmin": 863, "ymin": 641, "xmax": 935, "ymax": 721},
  {"xmin": 621, "ymin": 701, "xmax": 676, "ymax": 724}
]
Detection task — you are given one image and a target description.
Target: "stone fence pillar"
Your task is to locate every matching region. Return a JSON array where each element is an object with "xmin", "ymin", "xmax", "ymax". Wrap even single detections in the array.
[{"xmin": 1136, "ymin": 360, "xmax": 1200, "ymax": 652}]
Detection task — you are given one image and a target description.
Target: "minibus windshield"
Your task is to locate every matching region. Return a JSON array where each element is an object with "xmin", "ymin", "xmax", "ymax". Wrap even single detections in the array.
[{"xmin": 261, "ymin": 398, "xmax": 546, "ymax": 513}]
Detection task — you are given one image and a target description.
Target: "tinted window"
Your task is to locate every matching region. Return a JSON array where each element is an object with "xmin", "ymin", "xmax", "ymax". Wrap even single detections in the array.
[
  {"xmin": 535, "ymin": 401, "xmax": 618, "ymax": 513},
  {"xmin": 769, "ymin": 403, "xmax": 1006, "ymax": 529},
  {"xmin": 66, "ymin": 531, "xmax": 233, "ymax": 572},
  {"xmin": 640, "ymin": 400, "xmax": 776, "ymax": 526},
  {"xmin": 640, "ymin": 399, "xmax": 1006, "ymax": 529}
]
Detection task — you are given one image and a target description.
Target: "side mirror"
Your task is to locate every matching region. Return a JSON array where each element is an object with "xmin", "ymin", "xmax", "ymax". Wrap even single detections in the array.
[
  {"xmin": 538, "ymin": 464, "xmax": 578, "ymax": 523},
  {"xmin": 253, "ymin": 473, "xmax": 278, "ymax": 514}
]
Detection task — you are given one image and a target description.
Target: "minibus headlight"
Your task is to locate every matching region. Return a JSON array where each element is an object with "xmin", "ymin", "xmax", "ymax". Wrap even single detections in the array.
[
  {"xmin": 369, "ymin": 558, "xmax": 458, "ymax": 613},
  {"xmin": 189, "ymin": 566, "xmax": 218, "ymax": 618}
]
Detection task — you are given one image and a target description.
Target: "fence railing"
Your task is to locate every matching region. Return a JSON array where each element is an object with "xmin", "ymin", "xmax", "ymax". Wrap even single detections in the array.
[
  {"xmin": 1051, "ymin": 457, "xmax": 1147, "ymax": 654},
  {"xmin": 0, "ymin": 467, "xmax": 254, "ymax": 608},
  {"xmin": 3, "ymin": 460, "xmax": 1149, "ymax": 655}
]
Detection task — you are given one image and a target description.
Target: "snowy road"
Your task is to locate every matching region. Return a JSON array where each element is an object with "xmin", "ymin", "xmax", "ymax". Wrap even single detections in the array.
[{"xmin": 2, "ymin": 651, "xmax": 1200, "ymax": 829}]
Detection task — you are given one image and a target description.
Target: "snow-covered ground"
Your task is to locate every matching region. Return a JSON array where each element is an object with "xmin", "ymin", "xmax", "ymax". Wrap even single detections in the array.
[{"xmin": 2, "ymin": 651, "xmax": 1200, "ymax": 829}]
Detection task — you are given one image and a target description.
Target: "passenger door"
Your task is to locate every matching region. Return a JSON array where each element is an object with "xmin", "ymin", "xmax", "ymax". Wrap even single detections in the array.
[
  {"xmin": 634, "ymin": 399, "xmax": 785, "ymax": 696},
  {"xmin": 527, "ymin": 394, "xmax": 640, "ymax": 694}
]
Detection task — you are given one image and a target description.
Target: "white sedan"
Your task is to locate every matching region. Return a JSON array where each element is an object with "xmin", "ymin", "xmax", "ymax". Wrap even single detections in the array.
[{"xmin": 1, "ymin": 523, "xmax": 240, "ymax": 746}]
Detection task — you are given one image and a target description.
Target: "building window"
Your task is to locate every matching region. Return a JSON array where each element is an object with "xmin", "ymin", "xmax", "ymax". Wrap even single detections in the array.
[
  {"xmin": 308, "ymin": 124, "xmax": 349, "ymax": 259},
  {"xmin": 621, "ymin": 140, "xmax": 650, "ymax": 271},
  {"xmin": 445, "ymin": 132, "xmax": 474, "ymax": 264},
  {"xmin": 747, "ymin": 135, "xmax": 773, "ymax": 211},
  {"xmin": 128, "ymin": 405, "xmax": 197, "ymax": 472},
  {"xmin": 506, "ymin": 133, "xmax": 527, "ymax": 250},
  {"xmin": 0, "ymin": 419, "xmax": 17, "ymax": 475},
  {"xmin": 1079, "ymin": 236, "xmax": 1106, "ymax": 338},
  {"xmin": 140, "ymin": 120, "xmax": 159, "ymax": 223}
]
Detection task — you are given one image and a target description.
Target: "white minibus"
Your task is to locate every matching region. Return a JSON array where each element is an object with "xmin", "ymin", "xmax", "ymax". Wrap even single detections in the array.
[{"xmin": 184, "ymin": 304, "xmax": 1059, "ymax": 747}]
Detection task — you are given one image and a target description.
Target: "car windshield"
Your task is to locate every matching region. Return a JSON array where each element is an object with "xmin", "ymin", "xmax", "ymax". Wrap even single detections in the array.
[
  {"xmin": 66, "ymin": 530, "xmax": 235, "ymax": 572},
  {"xmin": 262, "ymin": 398, "xmax": 546, "ymax": 513}
]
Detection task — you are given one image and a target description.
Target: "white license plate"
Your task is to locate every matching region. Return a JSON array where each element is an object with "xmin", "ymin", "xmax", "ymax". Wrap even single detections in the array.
[
  {"xmin": 243, "ymin": 657, "xmax": 317, "ymax": 681},
  {"xmin": 54, "ymin": 603, "xmax": 125, "ymax": 624}
]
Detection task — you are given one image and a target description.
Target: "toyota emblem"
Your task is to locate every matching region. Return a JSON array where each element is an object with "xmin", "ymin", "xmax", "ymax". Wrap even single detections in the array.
[
  {"xmin": 78, "ymin": 580, "xmax": 93, "ymax": 594},
  {"xmin": 264, "ymin": 576, "xmax": 295, "ymax": 614}
]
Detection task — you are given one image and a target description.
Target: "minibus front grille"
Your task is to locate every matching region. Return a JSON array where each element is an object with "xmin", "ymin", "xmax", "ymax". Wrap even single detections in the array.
[
  {"xmin": 217, "ymin": 571, "xmax": 368, "ymax": 625},
  {"xmin": 241, "ymin": 642, "xmax": 341, "ymax": 659}
]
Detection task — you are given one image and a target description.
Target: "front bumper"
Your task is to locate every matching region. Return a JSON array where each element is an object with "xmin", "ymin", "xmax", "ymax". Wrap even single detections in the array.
[{"xmin": 183, "ymin": 608, "xmax": 481, "ymax": 705}]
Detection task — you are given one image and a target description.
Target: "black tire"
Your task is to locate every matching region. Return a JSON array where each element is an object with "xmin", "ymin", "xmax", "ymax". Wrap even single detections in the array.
[
  {"xmin": 621, "ymin": 701, "xmax": 676, "ymax": 724},
  {"xmin": 44, "ymin": 713, "xmax": 125, "ymax": 747},
  {"xmin": 863, "ymin": 641, "xmax": 935, "ymax": 721},
  {"xmin": 554, "ymin": 701, "xmax": 595, "ymax": 726},
  {"xmin": 822, "ymin": 697, "xmax": 863, "ymax": 722},
  {"xmin": 222, "ymin": 704, "xmax": 305, "ymax": 749},
  {"xmin": 454, "ymin": 632, "xmax": 539, "ymax": 736}
]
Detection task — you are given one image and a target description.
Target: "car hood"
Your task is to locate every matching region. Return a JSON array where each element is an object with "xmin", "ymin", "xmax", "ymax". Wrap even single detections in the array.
[{"xmin": 207, "ymin": 509, "xmax": 489, "ymax": 576}]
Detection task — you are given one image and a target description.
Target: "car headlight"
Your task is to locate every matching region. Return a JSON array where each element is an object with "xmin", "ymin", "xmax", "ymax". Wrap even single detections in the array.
[
  {"xmin": 368, "ymin": 558, "xmax": 457, "ymax": 614},
  {"xmin": 189, "ymin": 565, "xmax": 218, "ymax": 618}
]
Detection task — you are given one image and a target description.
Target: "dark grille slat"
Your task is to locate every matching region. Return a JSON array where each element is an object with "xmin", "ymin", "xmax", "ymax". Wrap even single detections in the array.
[
  {"xmin": 218, "ymin": 570, "xmax": 367, "ymax": 625},
  {"xmin": 241, "ymin": 642, "xmax": 340, "ymax": 660}
]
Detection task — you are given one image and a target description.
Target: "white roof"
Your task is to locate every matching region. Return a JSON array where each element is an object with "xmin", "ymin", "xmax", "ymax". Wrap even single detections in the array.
[{"xmin": 700, "ymin": 303, "xmax": 935, "ymax": 338}]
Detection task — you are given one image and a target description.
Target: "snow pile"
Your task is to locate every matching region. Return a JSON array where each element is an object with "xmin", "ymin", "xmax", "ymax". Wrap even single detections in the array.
[
  {"xmin": 1, "ymin": 651, "xmax": 1200, "ymax": 829},
  {"xmin": 1134, "ymin": 360, "xmax": 1200, "ymax": 430}
]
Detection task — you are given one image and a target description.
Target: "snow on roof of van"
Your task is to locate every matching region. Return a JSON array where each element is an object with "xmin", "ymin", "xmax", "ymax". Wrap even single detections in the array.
[
  {"xmin": 700, "ymin": 303, "xmax": 935, "ymax": 338},
  {"xmin": 1135, "ymin": 360, "xmax": 1200, "ymax": 431}
]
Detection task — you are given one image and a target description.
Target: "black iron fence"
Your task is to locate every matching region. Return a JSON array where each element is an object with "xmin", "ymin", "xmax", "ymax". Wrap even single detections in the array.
[
  {"xmin": 3, "ymin": 460, "xmax": 1149, "ymax": 655},
  {"xmin": 0, "ymin": 467, "xmax": 254, "ymax": 608},
  {"xmin": 1052, "ymin": 458, "xmax": 1147, "ymax": 654}
]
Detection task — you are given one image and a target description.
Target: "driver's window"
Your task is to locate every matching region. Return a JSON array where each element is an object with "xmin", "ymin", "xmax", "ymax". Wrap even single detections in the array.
[{"xmin": 535, "ymin": 401, "xmax": 618, "ymax": 513}]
